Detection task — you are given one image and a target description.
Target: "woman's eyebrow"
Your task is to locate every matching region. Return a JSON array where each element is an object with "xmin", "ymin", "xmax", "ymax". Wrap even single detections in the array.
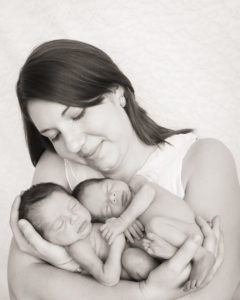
[{"xmin": 40, "ymin": 106, "xmax": 69, "ymax": 134}]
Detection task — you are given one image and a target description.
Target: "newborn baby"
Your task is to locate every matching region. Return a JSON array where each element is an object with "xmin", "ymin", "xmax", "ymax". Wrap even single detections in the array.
[
  {"xmin": 73, "ymin": 175, "xmax": 216, "ymax": 289},
  {"xmin": 19, "ymin": 183, "xmax": 127, "ymax": 286}
]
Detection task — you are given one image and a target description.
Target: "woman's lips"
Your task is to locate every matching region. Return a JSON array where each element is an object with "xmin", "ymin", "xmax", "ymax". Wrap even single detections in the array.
[{"xmin": 82, "ymin": 142, "xmax": 103, "ymax": 160}]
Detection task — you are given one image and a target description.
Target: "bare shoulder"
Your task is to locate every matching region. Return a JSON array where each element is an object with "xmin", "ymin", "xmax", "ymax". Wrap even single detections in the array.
[
  {"xmin": 8, "ymin": 239, "xmax": 43, "ymax": 300},
  {"xmin": 32, "ymin": 150, "xmax": 68, "ymax": 188},
  {"xmin": 181, "ymin": 138, "xmax": 240, "ymax": 299},
  {"xmin": 182, "ymin": 138, "xmax": 239, "ymax": 187}
]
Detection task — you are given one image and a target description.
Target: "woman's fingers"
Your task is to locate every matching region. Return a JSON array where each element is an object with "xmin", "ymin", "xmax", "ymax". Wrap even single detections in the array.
[
  {"xmin": 10, "ymin": 195, "xmax": 30, "ymax": 251},
  {"xmin": 195, "ymin": 216, "xmax": 217, "ymax": 254},
  {"xmin": 18, "ymin": 219, "xmax": 47, "ymax": 254},
  {"xmin": 166, "ymin": 235, "xmax": 202, "ymax": 274},
  {"xmin": 211, "ymin": 216, "xmax": 221, "ymax": 256},
  {"xmin": 195, "ymin": 215, "xmax": 224, "ymax": 289},
  {"xmin": 10, "ymin": 195, "xmax": 21, "ymax": 230}
]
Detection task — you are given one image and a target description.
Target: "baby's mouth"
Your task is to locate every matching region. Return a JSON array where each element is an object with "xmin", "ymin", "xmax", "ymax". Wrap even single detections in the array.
[
  {"xmin": 121, "ymin": 191, "xmax": 129, "ymax": 208},
  {"xmin": 77, "ymin": 220, "xmax": 88, "ymax": 234}
]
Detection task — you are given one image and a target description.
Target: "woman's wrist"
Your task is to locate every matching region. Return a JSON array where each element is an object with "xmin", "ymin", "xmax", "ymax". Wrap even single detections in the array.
[{"xmin": 138, "ymin": 280, "xmax": 166, "ymax": 300}]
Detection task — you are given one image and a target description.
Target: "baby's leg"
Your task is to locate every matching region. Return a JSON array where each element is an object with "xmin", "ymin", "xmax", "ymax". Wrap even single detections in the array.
[
  {"xmin": 122, "ymin": 247, "xmax": 159, "ymax": 281},
  {"xmin": 142, "ymin": 216, "xmax": 197, "ymax": 257},
  {"xmin": 144, "ymin": 217, "xmax": 215, "ymax": 288}
]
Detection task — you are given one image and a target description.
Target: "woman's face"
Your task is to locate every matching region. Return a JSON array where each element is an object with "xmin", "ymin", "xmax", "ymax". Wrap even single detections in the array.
[{"xmin": 27, "ymin": 90, "xmax": 134, "ymax": 173}]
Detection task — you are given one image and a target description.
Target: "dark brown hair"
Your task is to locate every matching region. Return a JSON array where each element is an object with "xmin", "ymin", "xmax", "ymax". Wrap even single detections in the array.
[
  {"xmin": 17, "ymin": 39, "xmax": 192, "ymax": 166},
  {"xmin": 19, "ymin": 182, "xmax": 70, "ymax": 237}
]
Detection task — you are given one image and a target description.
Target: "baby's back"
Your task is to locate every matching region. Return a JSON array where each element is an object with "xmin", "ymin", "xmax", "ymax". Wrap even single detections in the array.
[{"xmin": 138, "ymin": 183, "xmax": 197, "ymax": 231}]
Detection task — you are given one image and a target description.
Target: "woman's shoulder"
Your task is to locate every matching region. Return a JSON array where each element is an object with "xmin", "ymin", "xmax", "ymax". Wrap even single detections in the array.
[
  {"xmin": 182, "ymin": 138, "xmax": 237, "ymax": 185},
  {"xmin": 8, "ymin": 239, "xmax": 42, "ymax": 299},
  {"xmin": 32, "ymin": 150, "xmax": 69, "ymax": 188},
  {"xmin": 186, "ymin": 138, "xmax": 233, "ymax": 163}
]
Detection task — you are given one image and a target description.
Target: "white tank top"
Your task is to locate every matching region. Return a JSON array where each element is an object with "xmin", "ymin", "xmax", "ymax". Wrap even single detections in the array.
[
  {"xmin": 64, "ymin": 133, "xmax": 197, "ymax": 197},
  {"xmin": 136, "ymin": 133, "xmax": 197, "ymax": 198}
]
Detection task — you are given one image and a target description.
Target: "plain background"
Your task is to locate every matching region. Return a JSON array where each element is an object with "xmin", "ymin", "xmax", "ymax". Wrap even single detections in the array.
[{"xmin": 0, "ymin": 1, "xmax": 239, "ymax": 299}]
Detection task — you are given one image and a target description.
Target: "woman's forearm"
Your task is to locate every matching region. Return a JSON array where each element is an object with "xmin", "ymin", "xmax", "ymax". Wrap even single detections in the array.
[
  {"xmin": 180, "ymin": 139, "xmax": 240, "ymax": 299},
  {"xmin": 8, "ymin": 239, "xmax": 144, "ymax": 300}
]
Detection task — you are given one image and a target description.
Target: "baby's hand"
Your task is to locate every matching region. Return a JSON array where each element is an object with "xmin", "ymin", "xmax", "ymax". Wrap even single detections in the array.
[
  {"xmin": 124, "ymin": 220, "xmax": 145, "ymax": 243},
  {"xmin": 100, "ymin": 217, "xmax": 125, "ymax": 245}
]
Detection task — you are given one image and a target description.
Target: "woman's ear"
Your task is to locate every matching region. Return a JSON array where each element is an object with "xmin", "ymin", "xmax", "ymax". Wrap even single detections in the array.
[{"xmin": 111, "ymin": 85, "xmax": 124, "ymax": 98}]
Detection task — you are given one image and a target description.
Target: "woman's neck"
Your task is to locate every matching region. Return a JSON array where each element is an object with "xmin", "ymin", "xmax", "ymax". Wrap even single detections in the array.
[{"xmin": 103, "ymin": 139, "xmax": 157, "ymax": 182}]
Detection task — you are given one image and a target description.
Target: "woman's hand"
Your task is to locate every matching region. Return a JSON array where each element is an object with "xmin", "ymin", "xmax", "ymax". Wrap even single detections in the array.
[
  {"xmin": 140, "ymin": 235, "xmax": 203, "ymax": 300},
  {"xmin": 141, "ymin": 215, "xmax": 224, "ymax": 299},
  {"xmin": 191, "ymin": 215, "xmax": 224, "ymax": 289},
  {"xmin": 10, "ymin": 195, "xmax": 79, "ymax": 272}
]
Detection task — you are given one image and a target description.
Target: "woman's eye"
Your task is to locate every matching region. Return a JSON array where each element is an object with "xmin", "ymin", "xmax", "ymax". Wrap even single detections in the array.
[{"xmin": 71, "ymin": 109, "xmax": 86, "ymax": 121}]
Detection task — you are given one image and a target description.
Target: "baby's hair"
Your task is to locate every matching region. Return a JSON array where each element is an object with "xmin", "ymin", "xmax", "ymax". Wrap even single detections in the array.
[
  {"xmin": 72, "ymin": 178, "xmax": 106, "ymax": 199},
  {"xmin": 72, "ymin": 178, "xmax": 106, "ymax": 221},
  {"xmin": 19, "ymin": 182, "xmax": 70, "ymax": 236}
]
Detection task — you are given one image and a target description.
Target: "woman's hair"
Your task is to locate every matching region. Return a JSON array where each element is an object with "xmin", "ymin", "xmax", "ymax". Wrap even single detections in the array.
[
  {"xmin": 19, "ymin": 182, "xmax": 70, "ymax": 237},
  {"xmin": 17, "ymin": 39, "xmax": 192, "ymax": 166}
]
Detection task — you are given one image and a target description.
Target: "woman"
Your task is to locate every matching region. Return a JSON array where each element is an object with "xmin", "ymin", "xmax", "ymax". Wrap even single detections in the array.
[{"xmin": 8, "ymin": 39, "xmax": 239, "ymax": 299}]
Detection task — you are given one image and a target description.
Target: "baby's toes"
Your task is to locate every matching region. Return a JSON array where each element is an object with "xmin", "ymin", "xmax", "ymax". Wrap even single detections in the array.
[{"xmin": 146, "ymin": 232, "xmax": 159, "ymax": 241}]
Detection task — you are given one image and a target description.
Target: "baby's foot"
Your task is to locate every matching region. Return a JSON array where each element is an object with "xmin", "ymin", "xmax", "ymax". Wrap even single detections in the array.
[
  {"xmin": 190, "ymin": 247, "xmax": 216, "ymax": 287},
  {"xmin": 142, "ymin": 232, "xmax": 176, "ymax": 259}
]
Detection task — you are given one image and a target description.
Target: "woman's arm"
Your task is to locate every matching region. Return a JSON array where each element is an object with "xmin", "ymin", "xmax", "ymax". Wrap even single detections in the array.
[
  {"xmin": 8, "ymin": 239, "xmax": 144, "ymax": 300},
  {"xmin": 8, "ymin": 150, "xmax": 212, "ymax": 300},
  {"xmin": 180, "ymin": 138, "xmax": 240, "ymax": 299}
]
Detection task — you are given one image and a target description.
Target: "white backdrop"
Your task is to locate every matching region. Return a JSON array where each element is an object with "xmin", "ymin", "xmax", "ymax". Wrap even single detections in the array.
[{"xmin": 0, "ymin": 1, "xmax": 239, "ymax": 299}]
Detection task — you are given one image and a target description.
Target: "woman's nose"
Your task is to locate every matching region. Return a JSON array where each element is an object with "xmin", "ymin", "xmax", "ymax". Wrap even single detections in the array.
[{"xmin": 64, "ymin": 131, "xmax": 86, "ymax": 153}]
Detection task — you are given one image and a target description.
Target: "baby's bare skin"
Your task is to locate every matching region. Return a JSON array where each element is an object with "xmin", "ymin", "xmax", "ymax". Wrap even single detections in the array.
[
  {"xmin": 67, "ymin": 223, "xmax": 129, "ymax": 284},
  {"xmin": 81, "ymin": 176, "xmax": 215, "ymax": 288},
  {"xmin": 129, "ymin": 177, "xmax": 215, "ymax": 288}
]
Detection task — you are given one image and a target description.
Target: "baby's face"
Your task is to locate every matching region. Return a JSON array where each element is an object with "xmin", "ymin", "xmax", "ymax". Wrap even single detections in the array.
[
  {"xmin": 80, "ymin": 179, "xmax": 132, "ymax": 221},
  {"xmin": 38, "ymin": 191, "xmax": 92, "ymax": 246}
]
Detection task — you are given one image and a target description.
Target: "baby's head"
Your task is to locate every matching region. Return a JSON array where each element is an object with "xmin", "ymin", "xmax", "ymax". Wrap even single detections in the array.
[
  {"xmin": 19, "ymin": 182, "xmax": 92, "ymax": 246},
  {"xmin": 73, "ymin": 178, "xmax": 132, "ymax": 222}
]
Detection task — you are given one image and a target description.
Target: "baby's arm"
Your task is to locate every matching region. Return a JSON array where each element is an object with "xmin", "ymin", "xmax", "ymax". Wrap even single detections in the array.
[
  {"xmin": 101, "ymin": 181, "xmax": 155, "ymax": 244},
  {"xmin": 68, "ymin": 234, "xmax": 125, "ymax": 286}
]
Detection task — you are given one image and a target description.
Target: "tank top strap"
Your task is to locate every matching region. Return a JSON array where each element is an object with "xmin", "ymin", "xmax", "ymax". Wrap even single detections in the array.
[
  {"xmin": 64, "ymin": 159, "xmax": 104, "ymax": 191},
  {"xmin": 64, "ymin": 159, "xmax": 79, "ymax": 191},
  {"xmin": 136, "ymin": 133, "xmax": 198, "ymax": 198}
]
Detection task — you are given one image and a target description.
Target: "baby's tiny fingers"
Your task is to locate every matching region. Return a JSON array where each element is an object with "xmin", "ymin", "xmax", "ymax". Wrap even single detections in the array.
[
  {"xmin": 135, "ymin": 220, "xmax": 144, "ymax": 231},
  {"xmin": 100, "ymin": 224, "xmax": 107, "ymax": 231},
  {"xmin": 124, "ymin": 230, "xmax": 134, "ymax": 243},
  {"xmin": 101, "ymin": 229, "xmax": 109, "ymax": 239},
  {"xmin": 133, "ymin": 224, "xmax": 144, "ymax": 237}
]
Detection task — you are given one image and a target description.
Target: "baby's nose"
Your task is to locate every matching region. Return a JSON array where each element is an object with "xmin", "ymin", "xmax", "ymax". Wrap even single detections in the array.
[
  {"xmin": 109, "ymin": 192, "xmax": 117, "ymax": 204},
  {"xmin": 70, "ymin": 214, "xmax": 78, "ymax": 225}
]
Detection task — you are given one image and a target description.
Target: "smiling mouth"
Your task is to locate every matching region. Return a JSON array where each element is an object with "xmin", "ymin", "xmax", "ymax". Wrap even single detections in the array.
[{"xmin": 82, "ymin": 142, "xmax": 103, "ymax": 160}]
